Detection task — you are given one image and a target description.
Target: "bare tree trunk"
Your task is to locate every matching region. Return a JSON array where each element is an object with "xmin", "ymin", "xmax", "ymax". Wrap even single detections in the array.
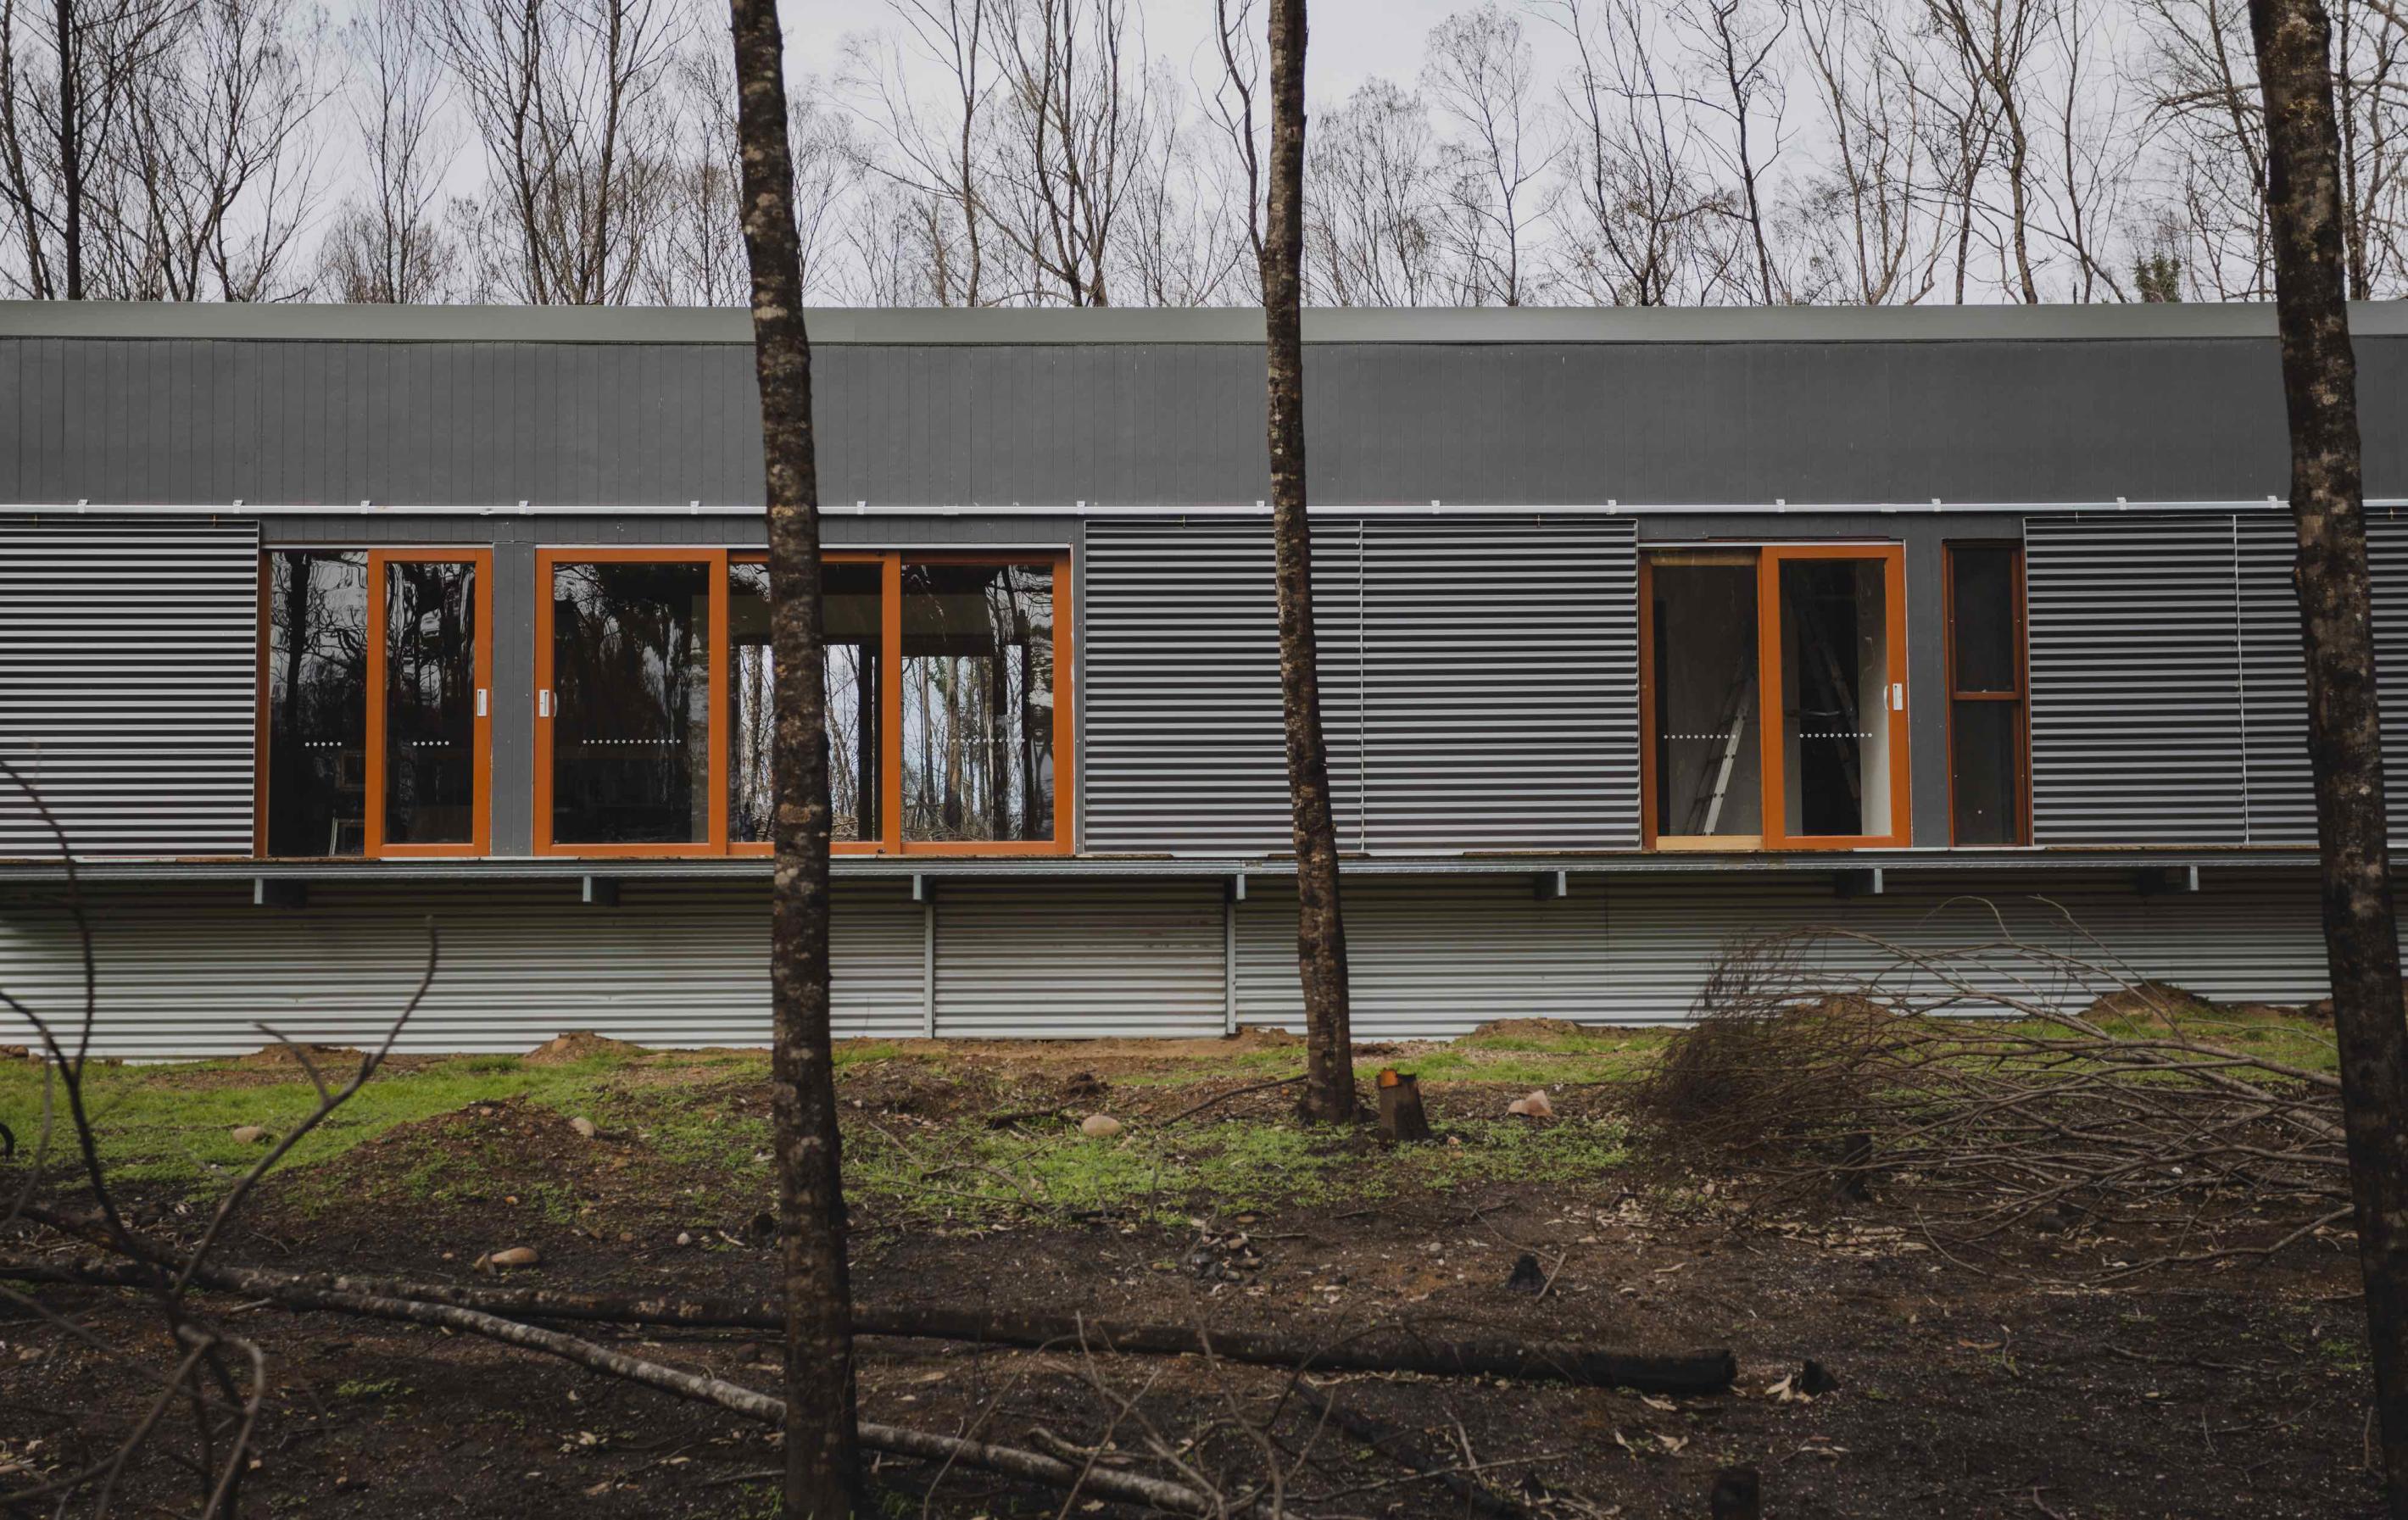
[
  {"xmin": 728, "ymin": 0, "xmax": 859, "ymax": 1512},
  {"xmin": 2250, "ymin": 1, "xmax": 2408, "ymax": 1512},
  {"xmin": 1260, "ymin": 0, "xmax": 1357, "ymax": 1125}
]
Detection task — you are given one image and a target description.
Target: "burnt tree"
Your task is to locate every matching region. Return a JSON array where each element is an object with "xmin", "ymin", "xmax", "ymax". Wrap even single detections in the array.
[
  {"xmin": 1261, "ymin": 0, "xmax": 1360, "ymax": 1124},
  {"xmin": 727, "ymin": 0, "xmax": 861, "ymax": 1512},
  {"xmin": 2249, "ymin": 0, "xmax": 2408, "ymax": 1512}
]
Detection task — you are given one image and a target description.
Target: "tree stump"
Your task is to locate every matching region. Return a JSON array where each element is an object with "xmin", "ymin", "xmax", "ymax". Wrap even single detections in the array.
[{"xmin": 1376, "ymin": 1068, "xmax": 1432, "ymax": 1144}]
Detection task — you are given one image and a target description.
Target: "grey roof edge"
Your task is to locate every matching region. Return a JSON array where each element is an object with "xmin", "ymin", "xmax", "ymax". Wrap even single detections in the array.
[{"xmin": 5, "ymin": 299, "xmax": 2406, "ymax": 345}]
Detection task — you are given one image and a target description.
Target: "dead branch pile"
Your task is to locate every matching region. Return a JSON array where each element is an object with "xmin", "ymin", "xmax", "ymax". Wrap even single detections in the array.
[{"xmin": 1638, "ymin": 905, "xmax": 2348, "ymax": 1268}]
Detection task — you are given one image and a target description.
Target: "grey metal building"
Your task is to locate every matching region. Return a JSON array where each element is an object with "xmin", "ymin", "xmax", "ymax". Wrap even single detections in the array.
[{"xmin": 0, "ymin": 300, "xmax": 2397, "ymax": 1057}]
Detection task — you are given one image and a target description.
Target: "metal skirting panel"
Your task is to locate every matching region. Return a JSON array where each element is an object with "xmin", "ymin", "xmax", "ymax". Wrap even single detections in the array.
[
  {"xmin": 1081, "ymin": 519, "xmax": 1361, "ymax": 854},
  {"xmin": 932, "ymin": 880, "xmax": 1227, "ymax": 1038},
  {"xmin": 1235, "ymin": 877, "xmax": 1616, "ymax": 1038},
  {"xmin": 1361, "ymin": 519, "xmax": 1639, "ymax": 850},
  {"xmin": 0, "ymin": 881, "xmax": 925, "ymax": 1059},
  {"xmin": 0, "ymin": 518, "xmax": 259, "ymax": 857},
  {"xmin": 1240, "ymin": 871, "xmax": 2335, "ymax": 1030}
]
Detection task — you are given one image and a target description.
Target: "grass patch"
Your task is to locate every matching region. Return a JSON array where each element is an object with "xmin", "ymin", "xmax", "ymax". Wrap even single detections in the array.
[{"xmin": 0, "ymin": 1051, "xmax": 634, "ymax": 1191}]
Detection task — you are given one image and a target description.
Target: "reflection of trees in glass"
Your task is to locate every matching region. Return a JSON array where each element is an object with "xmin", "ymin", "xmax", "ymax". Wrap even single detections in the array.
[
  {"xmin": 266, "ymin": 551, "xmax": 369, "ymax": 856},
  {"xmin": 385, "ymin": 561, "xmax": 477, "ymax": 844},
  {"xmin": 729, "ymin": 563, "xmax": 878, "ymax": 844},
  {"xmin": 902, "ymin": 565, "xmax": 1053, "ymax": 842},
  {"xmin": 551, "ymin": 562, "xmax": 711, "ymax": 844}
]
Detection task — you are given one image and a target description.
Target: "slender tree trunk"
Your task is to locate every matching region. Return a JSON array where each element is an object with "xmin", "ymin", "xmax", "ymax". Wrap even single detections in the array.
[
  {"xmin": 54, "ymin": 0, "xmax": 79, "ymax": 299},
  {"xmin": 1260, "ymin": 0, "xmax": 1357, "ymax": 1125},
  {"xmin": 2250, "ymin": 3, "xmax": 2408, "ymax": 1513},
  {"xmin": 727, "ymin": 0, "xmax": 859, "ymax": 1513}
]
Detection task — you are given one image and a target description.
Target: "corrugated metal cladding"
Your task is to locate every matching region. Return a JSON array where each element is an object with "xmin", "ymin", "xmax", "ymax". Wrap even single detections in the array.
[
  {"xmin": 13, "ymin": 327, "xmax": 2408, "ymax": 507},
  {"xmin": 1237, "ymin": 870, "xmax": 2337, "ymax": 1034},
  {"xmin": 2027, "ymin": 511, "xmax": 2408, "ymax": 846},
  {"xmin": 1082, "ymin": 517, "xmax": 1637, "ymax": 854},
  {"xmin": 932, "ymin": 882, "xmax": 1225, "ymax": 1038},
  {"xmin": 0, "ymin": 517, "xmax": 258, "ymax": 857},
  {"xmin": 0, "ymin": 881, "xmax": 923, "ymax": 1059},
  {"xmin": 1237, "ymin": 877, "xmax": 1616, "ymax": 1038}
]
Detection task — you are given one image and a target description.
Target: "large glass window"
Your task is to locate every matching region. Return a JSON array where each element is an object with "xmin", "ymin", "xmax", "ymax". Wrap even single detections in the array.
[
  {"xmin": 264, "ymin": 548, "xmax": 489, "ymax": 858},
  {"xmin": 730, "ymin": 560, "xmax": 883, "ymax": 844},
  {"xmin": 265, "ymin": 551, "xmax": 370, "ymax": 857},
  {"xmin": 547, "ymin": 560, "xmax": 712, "ymax": 847},
  {"xmin": 902, "ymin": 564, "xmax": 1056, "ymax": 843},
  {"xmin": 383, "ymin": 560, "xmax": 481, "ymax": 847},
  {"xmin": 1647, "ymin": 553, "xmax": 1762, "ymax": 840},
  {"xmin": 1643, "ymin": 544, "xmax": 1909, "ymax": 849},
  {"xmin": 535, "ymin": 550, "xmax": 1068, "ymax": 857},
  {"xmin": 1947, "ymin": 543, "xmax": 2028, "ymax": 845},
  {"xmin": 1778, "ymin": 556, "xmax": 1894, "ymax": 840}
]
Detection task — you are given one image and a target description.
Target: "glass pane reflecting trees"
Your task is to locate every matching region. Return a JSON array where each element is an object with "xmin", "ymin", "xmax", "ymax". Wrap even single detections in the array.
[
  {"xmin": 901, "ymin": 564, "xmax": 1056, "ymax": 843},
  {"xmin": 1777, "ymin": 557, "xmax": 1892, "ymax": 839},
  {"xmin": 265, "ymin": 551, "xmax": 370, "ymax": 857},
  {"xmin": 729, "ymin": 560, "xmax": 882, "ymax": 844},
  {"xmin": 1648, "ymin": 556, "xmax": 1762, "ymax": 838},
  {"xmin": 549, "ymin": 561, "xmax": 711, "ymax": 845},
  {"xmin": 384, "ymin": 560, "xmax": 479, "ymax": 846}
]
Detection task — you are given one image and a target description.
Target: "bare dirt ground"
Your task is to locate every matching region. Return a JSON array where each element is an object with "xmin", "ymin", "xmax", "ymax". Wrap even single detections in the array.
[{"xmin": 0, "ymin": 1028, "xmax": 2377, "ymax": 1517}]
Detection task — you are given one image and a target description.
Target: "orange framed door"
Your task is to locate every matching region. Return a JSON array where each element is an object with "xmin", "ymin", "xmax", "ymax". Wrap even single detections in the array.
[
  {"xmin": 364, "ymin": 548, "xmax": 494, "ymax": 858},
  {"xmin": 1756, "ymin": 543, "xmax": 1911, "ymax": 849},
  {"xmin": 534, "ymin": 548, "xmax": 727, "ymax": 857}
]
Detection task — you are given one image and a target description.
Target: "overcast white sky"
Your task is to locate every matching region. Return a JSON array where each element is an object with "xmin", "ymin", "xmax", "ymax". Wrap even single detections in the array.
[{"xmin": 776, "ymin": 0, "xmax": 1559, "ymax": 114}]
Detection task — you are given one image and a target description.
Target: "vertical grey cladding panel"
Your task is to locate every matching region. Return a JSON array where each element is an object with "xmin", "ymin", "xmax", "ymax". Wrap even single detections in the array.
[
  {"xmin": 2026, "ymin": 515, "xmax": 2247, "ymax": 844},
  {"xmin": 0, "ymin": 880, "xmax": 923, "ymax": 1058},
  {"xmin": 1359, "ymin": 518, "xmax": 1638, "ymax": 850},
  {"xmin": 932, "ymin": 880, "xmax": 1226, "ymax": 1038},
  {"xmin": 2235, "ymin": 515, "xmax": 2316, "ymax": 844},
  {"xmin": 0, "ymin": 517, "xmax": 259, "ymax": 857},
  {"xmin": 1080, "ymin": 519, "xmax": 1363, "ymax": 853}
]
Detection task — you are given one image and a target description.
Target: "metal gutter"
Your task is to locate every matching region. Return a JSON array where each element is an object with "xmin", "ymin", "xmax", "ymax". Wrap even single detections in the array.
[
  {"xmin": 2, "ymin": 498, "xmax": 2375, "ymax": 519},
  {"xmin": 0, "ymin": 848, "xmax": 2325, "ymax": 886},
  {"xmin": 6, "ymin": 299, "xmax": 2407, "ymax": 346}
]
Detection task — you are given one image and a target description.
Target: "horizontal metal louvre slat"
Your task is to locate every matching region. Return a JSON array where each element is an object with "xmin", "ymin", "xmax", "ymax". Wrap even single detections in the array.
[{"xmin": 0, "ymin": 517, "xmax": 259, "ymax": 858}]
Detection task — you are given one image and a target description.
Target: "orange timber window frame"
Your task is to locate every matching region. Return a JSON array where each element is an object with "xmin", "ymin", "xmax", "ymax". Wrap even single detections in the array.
[
  {"xmin": 1638, "ymin": 542, "xmax": 1912, "ymax": 851},
  {"xmin": 532, "ymin": 548, "xmax": 1074, "ymax": 859}
]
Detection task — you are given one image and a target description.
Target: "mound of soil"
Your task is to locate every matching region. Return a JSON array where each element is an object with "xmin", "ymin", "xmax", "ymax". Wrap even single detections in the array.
[
  {"xmin": 524, "ymin": 1030, "xmax": 649, "ymax": 1066},
  {"xmin": 1464, "ymin": 1016, "xmax": 1593, "ymax": 1042},
  {"xmin": 232, "ymin": 1041, "xmax": 368, "ymax": 1070}
]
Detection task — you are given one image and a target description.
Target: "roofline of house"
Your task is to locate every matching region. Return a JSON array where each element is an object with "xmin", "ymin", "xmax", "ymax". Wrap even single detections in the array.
[{"xmin": 7, "ymin": 299, "xmax": 2408, "ymax": 346}]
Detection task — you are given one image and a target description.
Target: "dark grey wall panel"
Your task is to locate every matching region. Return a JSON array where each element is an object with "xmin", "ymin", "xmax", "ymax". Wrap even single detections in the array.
[
  {"xmin": 2028, "ymin": 515, "xmax": 2249, "ymax": 844},
  {"xmin": 1360, "ymin": 517, "xmax": 1638, "ymax": 849},
  {"xmin": 0, "ymin": 517, "xmax": 259, "ymax": 856},
  {"xmin": 9, "ymin": 330, "xmax": 2408, "ymax": 508}
]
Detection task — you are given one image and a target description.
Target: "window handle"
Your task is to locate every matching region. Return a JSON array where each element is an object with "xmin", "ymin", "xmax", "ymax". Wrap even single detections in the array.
[
  {"xmin": 1890, "ymin": 682, "xmax": 1904, "ymax": 712},
  {"xmin": 476, "ymin": 688, "xmax": 489, "ymax": 718},
  {"xmin": 538, "ymin": 689, "xmax": 554, "ymax": 718}
]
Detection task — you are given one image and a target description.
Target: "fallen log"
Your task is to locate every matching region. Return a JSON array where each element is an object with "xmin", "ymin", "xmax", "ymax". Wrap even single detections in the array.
[{"xmin": 2, "ymin": 1246, "xmax": 1736, "ymax": 1394}]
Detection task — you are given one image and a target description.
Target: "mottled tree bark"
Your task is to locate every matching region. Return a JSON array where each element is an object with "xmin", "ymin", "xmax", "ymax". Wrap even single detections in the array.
[
  {"xmin": 2249, "ymin": 2, "xmax": 2408, "ymax": 1512},
  {"xmin": 727, "ymin": 0, "xmax": 860, "ymax": 1512},
  {"xmin": 1260, "ymin": 0, "xmax": 1358, "ymax": 1125}
]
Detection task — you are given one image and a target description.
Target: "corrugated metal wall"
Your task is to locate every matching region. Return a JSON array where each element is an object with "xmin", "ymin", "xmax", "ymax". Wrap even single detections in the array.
[
  {"xmin": 1083, "ymin": 515, "xmax": 1636, "ymax": 855},
  {"xmin": 1237, "ymin": 877, "xmax": 1617, "ymax": 1038},
  {"xmin": 2028, "ymin": 511, "xmax": 2408, "ymax": 846},
  {"xmin": 932, "ymin": 881, "xmax": 1226, "ymax": 1038},
  {"xmin": 0, "ymin": 517, "xmax": 259, "ymax": 857},
  {"xmin": 1360, "ymin": 519, "xmax": 1639, "ymax": 849},
  {"xmin": 0, "ymin": 872, "xmax": 2350, "ymax": 1056},
  {"xmin": 0, "ymin": 880, "xmax": 924, "ymax": 1058}
]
